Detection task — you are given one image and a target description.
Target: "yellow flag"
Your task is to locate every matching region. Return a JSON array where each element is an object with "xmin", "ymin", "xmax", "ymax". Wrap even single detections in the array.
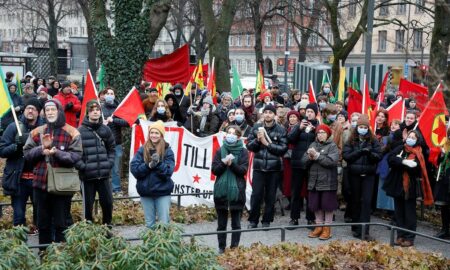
[
  {"xmin": 255, "ymin": 63, "xmax": 266, "ymax": 94},
  {"xmin": 337, "ymin": 66, "xmax": 346, "ymax": 102},
  {"xmin": 194, "ymin": 60, "xmax": 204, "ymax": 90},
  {"xmin": 184, "ymin": 65, "xmax": 198, "ymax": 96},
  {"xmin": 0, "ymin": 66, "xmax": 13, "ymax": 117}
]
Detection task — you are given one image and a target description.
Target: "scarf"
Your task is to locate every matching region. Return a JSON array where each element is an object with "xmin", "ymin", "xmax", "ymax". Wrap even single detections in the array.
[
  {"xmin": 214, "ymin": 140, "xmax": 243, "ymax": 203},
  {"xmin": 403, "ymin": 144, "xmax": 434, "ymax": 205}
]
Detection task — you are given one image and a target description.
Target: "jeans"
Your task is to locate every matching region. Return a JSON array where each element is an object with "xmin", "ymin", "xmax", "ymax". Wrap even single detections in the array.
[
  {"xmin": 140, "ymin": 195, "xmax": 171, "ymax": 228},
  {"xmin": 111, "ymin": 144, "xmax": 123, "ymax": 192},
  {"xmin": 217, "ymin": 209, "xmax": 242, "ymax": 249},
  {"xmin": 249, "ymin": 171, "xmax": 280, "ymax": 224},
  {"xmin": 81, "ymin": 178, "xmax": 113, "ymax": 225},
  {"xmin": 11, "ymin": 179, "xmax": 36, "ymax": 226},
  {"xmin": 33, "ymin": 188, "xmax": 72, "ymax": 248}
]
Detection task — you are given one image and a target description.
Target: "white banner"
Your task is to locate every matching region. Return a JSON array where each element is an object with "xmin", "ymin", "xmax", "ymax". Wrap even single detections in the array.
[{"xmin": 128, "ymin": 120, "xmax": 253, "ymax": 208}]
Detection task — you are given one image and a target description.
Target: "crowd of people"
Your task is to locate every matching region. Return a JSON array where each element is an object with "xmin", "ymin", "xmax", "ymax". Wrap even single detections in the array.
[{"xmin": 0, "ymin": 71, "xmax": 449, "ymax": 254}]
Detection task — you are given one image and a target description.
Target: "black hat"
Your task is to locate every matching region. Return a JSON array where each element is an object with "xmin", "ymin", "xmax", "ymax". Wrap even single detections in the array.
[
  {"xmin": 172, "ymin": 84, "xmax": 183, "ymax": 91},
  {"xmin": 337, "ymin": 110, "xmax": 348, "ymax": 121},
  {"xmin": 25, "ymin": 97, "xmax": 42, "ymax": 112},
  {"xmin": 305, "ymin": 103, "xmax": 318, "ymax": 116},
  {"xmin": 263, "ymin": 104, "xmax": 276, "ymax": 114},
  {"xmin": 60, "ymin": 81, "xmax": 71, "ymax": 89}
]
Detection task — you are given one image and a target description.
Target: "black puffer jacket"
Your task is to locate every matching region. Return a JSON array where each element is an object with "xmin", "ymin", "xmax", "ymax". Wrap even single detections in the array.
[
  {"xmin": 102, "ymin": 100, "xmax": 129, "ymax": 145},
  {"xmin": 246, "ymin": 122, "xmax": 288, "ymax": 171},
  {"xmin": 287, "ymin": 119, "xmax": 318, "ymax": 169},
  {"xmin": 76, "ymin": 118, "xmax": 115, "ymax": 181},
  {"xmin": 343, "ymin": 135, "xmax": 382, "ymax": 175}
]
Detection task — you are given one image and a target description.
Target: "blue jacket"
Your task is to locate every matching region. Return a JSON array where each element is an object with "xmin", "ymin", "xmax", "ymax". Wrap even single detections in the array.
[
  {"xmin": 0, "ymin": 115, "xmax": 44, "ymax": 195},
  {"xmin": 130, "ymin": 144, "xmax": 175, "ymax": 197}
]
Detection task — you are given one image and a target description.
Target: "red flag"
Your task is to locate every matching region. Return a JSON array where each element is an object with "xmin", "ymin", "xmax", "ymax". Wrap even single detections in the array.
[
  {"xmin": 377, "ymin": 71, "xmax": 389, "ymax": 110},
  {"xmin": 347, "ymin": 87, "xmax": 362, "ymax": 118},
  {"xmin": 79, "ymin": 70, "xmax": 99, "ymax": 127},
  {"xmin": 398, "ymin": 79, "xmax": 429, "ymax": 111},
  {"xmin": 308, "ymin": 80, "xmax": 316, "ymax": 103},
  {"xmin": 386, "ymin": 98, "xmax": 405, "ymax": 125},
  {"xmin": 207, "ymin": 58, "xmax": 217, "ymax": 104},
  {"xmin": 143, "ymin": 44, "xmax": 190, "ymax": 85},
  {"xmin": 417, "ymin": 85, "xmax": 449, "ymax": 166},
  {"xmin": 113, "ymin": 87, "xmax": 146, "ymax": 126},
  {"xmin": 189, "ymin": 64, "xmax": 208, "ymax": 85}
]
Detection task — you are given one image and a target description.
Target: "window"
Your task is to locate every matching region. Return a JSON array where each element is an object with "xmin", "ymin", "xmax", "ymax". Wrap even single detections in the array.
[
  {"xmin": 246, "ymin": 34, "xmax": 251, "ymax": 47},
  {"xmin": 229, "ymin": 36, "xmax": 233, "ymax": 46},
  {"xmin": 241, "ymin": 60, "xmax": 247, "ymax": 74},
  {"xmin": 236, "ymin": 59, "xmax": 241, "ymax": 73},
  {"xmin": 378, "ymin": 30, "xmax": 387, "ymax": 51},
  {"xmin": 325, "ymin": 26, "xmax": 332, "ymax": 44},
  {"xmin": 288, "ymin": 31, "xmax": 293, "ymax": 47},
  {"xmin": 69, "ymin": 27, "xmax": 73, "ymax": 36},
  {"xmin": 81, "ymin": 27, "xmax": 85, "ymax": 36},
  {"xmin": 413, "ymin": 29, "xmax": 423, "ymax": 50},
  {"xmin": 276, "ymin": 30, "xmax": 283, "ymax": 47},
  {"xmin": 397, "ymin": 0, "xmax": 406, "ymax": 14},
  {"xmin": 379, "ymin": 1, "xmax": 389, "ymax": 16},
  {"xmin": 236, "ymin": 35, "xmax": 241, "ymax": 46},
  {"xmin": 308, "ymin": 33, "xmax": 318, "ymax": 46},
  {"xmin": 348, "ymin": 0, "xmax": 356, "ymax": 17},
  {"xmin": 265, "ymin": 31, "xmax": 272, "ymax": 47},
  {"xmin": 415, "ymin": 0, "xmax": 424, "ymax": 13},
  {"xmin": 395, "ymin": 30, "xmax": 405, "ymax": 50},
  {"xmin": 74, "ymin": 27, "xmax": 78, "ymax": 36},
  {"xmin": 246, "ymin": 60, "xmax": 252, "ymax": 74}
]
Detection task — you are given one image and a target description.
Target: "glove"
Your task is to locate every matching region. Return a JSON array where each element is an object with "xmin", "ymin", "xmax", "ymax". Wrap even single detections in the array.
[
  {"xmin": 402, "ymin": 159, "xmax": 417, "ymax": 168},
  {"xmin": 148, "ymin": 160, "xmax": 159, "ymax": 169},
  {"xmin": 15, "ymin": 134, "xmax": 27, "ymax": 147},
  {"xmin": 14, "ymin": 106, "xmax": 21, "ymax": 112},
  {"xmin": 65, "ymin": 102, "xmax": 74, "ymax": 110},
  {"xmin": 360, "ymin": 148, "xmax": 370, "ymax": 154},
  {"xmin": 151, "ymin": 153, "xmax": 160, "ymax": 164}
]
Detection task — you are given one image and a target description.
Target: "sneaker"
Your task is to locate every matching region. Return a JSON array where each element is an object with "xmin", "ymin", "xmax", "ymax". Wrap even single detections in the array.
[{"xmin": 247, "ymin": 222, "xmax": 257, "ymax": 229}]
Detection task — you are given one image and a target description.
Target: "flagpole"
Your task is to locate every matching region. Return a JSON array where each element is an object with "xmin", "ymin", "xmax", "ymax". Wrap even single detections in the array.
[
  {"xmin": 10, "ymin": 104, "xmax": 22, "ymax": 137},
  {"xmin": 362, "ymin": 74, "xmax": 367, "ymax": 114}
]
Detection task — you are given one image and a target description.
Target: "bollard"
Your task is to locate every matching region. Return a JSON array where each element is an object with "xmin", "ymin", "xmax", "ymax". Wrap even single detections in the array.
[
  {"xmin": 177, "ymin": 196, "xmax": 181, "ymax": 210},
  {"xmin": 361, "ymin": 224, "xmax": 366, "ymax": 240},
  {"xmin": 281, "ymin": 228, "xmax": 286, "ymax": 242},
  {"xmin": 389, "ymin": 227, "xmax": 395, "ymax": 246}
]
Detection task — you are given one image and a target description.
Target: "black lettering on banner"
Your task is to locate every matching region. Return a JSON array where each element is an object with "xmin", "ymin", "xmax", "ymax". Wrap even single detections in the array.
[
  {"xmin": 183, "ymin": 143, "xmax": 210, "ymax": 170},
  {"xmin": 183, "ymin": 144, "xmax": 192, "ymax": 166}
]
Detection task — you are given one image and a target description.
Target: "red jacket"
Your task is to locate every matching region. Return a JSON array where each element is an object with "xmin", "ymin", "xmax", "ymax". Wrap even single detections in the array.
[{"xmin": 53, "ymin": 92, "xmax": 81, "ymax": 127}]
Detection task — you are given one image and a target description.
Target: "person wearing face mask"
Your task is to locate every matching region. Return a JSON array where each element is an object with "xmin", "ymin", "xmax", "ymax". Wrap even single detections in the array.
[
  {"xmin": 231, "ymin": 108, "xmax": 250, "ymax": 137},
  {"xmin": 130, "ymin": 120, "xmax": 175, "ymax": 229},
  {"xmin": 173, "ymin": 83, "xmax": 192, "ymax": 122},
  {"xmin": 322, "ymin": 104, "xmax": 344, "ymax": 154},
  {"xmin": 212, "ymin": 125, "xmax": 248, "ymax": 254},
  {"xmin": 319, "ymin": 83, "xmax": 335, "ymax": 102},
  {"xmin": 101, "ymin": 88, "xmax": 129, "ymax": 194},
  {"xmin": 301, "ymin": 124, "xmax": 339, "ymax": 240},
  {"xmin": 184, "ymin": 96, "xmax": 219, "ymax": 137},
  {"xmin": 246, "ymin": 104, "xmax": 288, "ymax": 229},
  {"xmin": 400, "ymin": 111, "xmax": 429, "ymax": 159},
  {"xmin": 383, "ymin": 130, "xmax": 433, "ymax": 247},
  {"xmin": 287, "ymin": 104, "xmax": 319, "ymax": 227},
  {"xmin": 343, "ymin": 115, "xmax": 382, "ymax": 240},
  {"xmin": 149, "ymin": 99, "xmax": 173, "ymax": 122},
  {"xmin": 23, "ymin": 99, "xmax": 82, "ymax": 249}
]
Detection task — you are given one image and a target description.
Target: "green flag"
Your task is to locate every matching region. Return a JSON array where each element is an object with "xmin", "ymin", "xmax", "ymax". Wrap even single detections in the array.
[
  {"xmin": 352, "ymin": 75, "xmax": 360, "ymax": 91},
  {"xmin": 15, "ymin": 73, "xmax": 22, "ymax": 95},
  {"xmin": 231, "ymin": 65, "xmax": 243, "ymax": 99},
  {"xmin": 97, "ymin": 64, "xmax": 106, "ymax": 92}
]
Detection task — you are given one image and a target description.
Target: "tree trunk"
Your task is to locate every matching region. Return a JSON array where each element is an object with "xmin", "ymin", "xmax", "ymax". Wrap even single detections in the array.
[
  {"xmin": 429, "ymin": 0, "xmax": 450, "ymax": 96},
  {"xmin": 199, "ymin": 0, "xmax": 238, "ymax": 92},
  {"xmin": 47, "ymin": 1, "xmax": 58, "ymax": 77},
  {"xmin": 78, "ymin": 0, "xmax": 98, "ymax": 78},
  {"xmin": 254, "ymin": 22, "xmax": 264, "ymax": 69}
]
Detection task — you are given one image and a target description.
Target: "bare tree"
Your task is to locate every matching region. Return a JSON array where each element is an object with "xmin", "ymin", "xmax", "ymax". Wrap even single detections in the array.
[
  {"xmin": 199, "ymin": 0, "xmax": 238, "ymax": 92},
  {"xmin": 16, "ymin": 0, "xmax": 76, "ymax": 76}
]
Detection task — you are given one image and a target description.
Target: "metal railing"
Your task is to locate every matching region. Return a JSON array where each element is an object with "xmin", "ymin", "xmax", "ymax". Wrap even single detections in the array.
[
  {"xmin": 0, "ymin": 192, "xmax": 213, "ymax": 218},
  {"xmin": 26, "ymin": 222, "xmax": 450, "ymax": 250}
]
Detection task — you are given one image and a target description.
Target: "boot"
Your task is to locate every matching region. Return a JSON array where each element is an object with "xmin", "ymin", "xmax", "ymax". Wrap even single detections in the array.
[
  {"xmin": 319, "ymin": 226, "xmax": 332, "ymax": 240},
  {"xmin": 308, "ymin": 226, "xmax": 323, "ymax": 238}
]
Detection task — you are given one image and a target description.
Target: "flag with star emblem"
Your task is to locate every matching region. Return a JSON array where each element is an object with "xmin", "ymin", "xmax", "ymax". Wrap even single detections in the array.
[{"xmin": 417, "ymin": 84, "xmax": 448, "ymax": 166}]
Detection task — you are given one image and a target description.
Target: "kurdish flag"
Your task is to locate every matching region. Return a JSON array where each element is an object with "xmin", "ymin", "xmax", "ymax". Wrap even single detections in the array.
[
  {"xmin": 337, "ymin": 66, "xmax": 346, "ymax": 102},
  {"xmin": 0, "ymin": 66, "xmax": 13, "ymax": 117},
  {"xmin": 194, "ymin": 60, "xmax": 205, "ymax": 90},
  {"xmin": 255, "ymin": 63, "xmax": 266, "ymax": 94},
  {"xmin": 15, "ymin": 73, "xmax": 23, "ymax": 95}
]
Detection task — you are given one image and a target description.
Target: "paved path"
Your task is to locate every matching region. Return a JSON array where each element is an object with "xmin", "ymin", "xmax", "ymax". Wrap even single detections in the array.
[{"xmin": 26, "ymin": 208, "xmax": 450, "ymax": 258}]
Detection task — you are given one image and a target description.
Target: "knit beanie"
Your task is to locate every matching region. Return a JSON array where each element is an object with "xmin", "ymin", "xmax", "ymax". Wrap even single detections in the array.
[
  {"xmin": 25, "ymin": 97, "xmax": 43, "ymax": 112},
  {"xmin": 260, "ymin": 91, "xmax": 272, "ymax": 101},
  {"xmin": 357, "ymin": 114, "xmax": 370, "ymax": 127},
  {"xmin": 287, "ymin": 110, "xmax": 300, "ymax": 120},
  {"xmin": 263, "ymin": 104, "xmax": 276, "ymax": 114},
  {"xmin": 203, "ymin": 96, "xmax": 214, "ymax": 106},
  {"xmin": 316, "ymin": 124, "xmax": 332, "ymax": 137},
  {"xmin": 337, "ymin": 110, "xmax": 348, "ymax": 121},
  {"xmin": 149, "ymin": 120, "xmax": 165, "ymax": 136},
  {"xmin": 305, "ymin": 103, "xmax": 318, "ymax": 116}
]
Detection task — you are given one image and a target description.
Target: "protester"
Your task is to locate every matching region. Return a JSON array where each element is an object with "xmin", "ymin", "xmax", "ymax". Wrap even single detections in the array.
[
  {"xmin": 0, "ymin": 98, "xmax": 43, "ymax": 232},
  {"xmin": 296, "ymin": 100, "xmax": 309, "ymax": 117},
  {"xmin": 241, "ymin": 95, "xmax": 257, "ymax": 127},
  {"xmin": 21, "ymin": 83, "xmax": 37, "ymax": 104},
  {"xmin": 149, "ymin": 99, "xmax": 173, "ymax": 122},
  {"xmin": 281, "ymin": 93, "xmax": 291, "ymax": 107},
  {"xmin": 164, "ymin": 93, "xmax": 184, "ymax": 124},
  {"xmin": 48, "ymin": 80, "xmax": 61, "ymax": 97},
  {"xmin": 1, "ymin": 83, "xmax": 24, "ymax": 131},
  {"xmin": 101, "ymin": 88, "xmax": 129, "ymax": 194},
  {"xmin": 256, "ymin": 91, "xmax": 273, "ymax": 111},
  {"xmin": 130, "ymin": 120, "xmax": 175, "ymax": 228},
  {"xmin": 232, "ymin": 108, "xmax": 251, "ymax": 137},
  {"xmin": 335, "ymin": 101, "xmax": 344, "ymax": 113},
  {"xmin": 216, "ymin": 93, "xmax": 235, "ymax": 122},
  {"xmin": 219, "ymin": 109, "xmax": 235, "ymax": 132},
  {"xmin": 172, "ymin": 84, "xmax": 190, "ymax": 123},
  {"xmin": 143, "ymin": 88, "xmax": 159, "ymax": 118},
  {"xmin": 290, "ymin": 89, "xmax": 302, "ymax": 109},
  {"xmin": 343, "ymin": 114, "xmax": 382, "ymax": 240},
  {"xmin": 23, "ymin": 99, "xmax": 82, "ymax": 247},
  {"xmin": 212, "ymin": 125, "xmax": 248, "ymax": 253},
  {"xmin": 302, "ymin": 124, "xmax": 339, "ymax": 240},
  {"xmin": 76, "ymin": 100, "xmax": 115, "ymax": 225},
  {"xmin": 5, "ymin": 71, "xmax": 14, "ymax": 83},
  {"xmin": 246, "ymin": 104, "xmax": 288, "ymax": 228},
  {"xmin": 317, "ymin": 95, "xmax": 328, "ymax": 112},
  {"xmin": 318, "ymin": 83, "xmax": 333, "ymax": 101},
  {"xmin": 434, "ymin": 127, "xmax": 450, "ymax": 239},
  {"xmin": 384, "ymin": 130, "xmax": 433, "ymax": 247},
  {"xmin": 374, "ymin": 109, "xmax": 390, "ymax": 141},
  {"xmin": 184, "ymin": 96, "xmax": 219, "ymax": 137},
  {"xmin": 53, "ymin": 82, "xmax": 82, "ymax": 127},
  {"xmin": 406, "ymin": 98, "xmax": 421, "ymax": 115},
  {"xmin": 282, "ymin": 110, "xmax": 300, "ymax": 212}
]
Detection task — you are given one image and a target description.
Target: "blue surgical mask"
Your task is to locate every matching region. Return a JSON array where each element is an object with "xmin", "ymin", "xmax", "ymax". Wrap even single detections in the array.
[
  {"xmin": 323, "ymin": 87, "xmax": 330, "ymax": 94},
  {"xmin": 406, "ymin": 138, "xmax": 417, "ymax": 147},
  {"xmin": 235, "ymin": 114, "xmax": 244, "ymax": 123},
  {"xmin": 105, "ymin": 95, "xmax": 114, "ymax": 104},
  {"xmin": 225, "ymin": 134, "xmax": 238, "ymax": 144},
  {"xmin": 319, "ymin": 102, "xmax": 326, "ymax": 109},
  {"xmin": 327, "ymin": 114, "xmax": 336, "ymax": 122},
  {"xmin": 157, "ymin": 107, "xmax": 166, "ymax": 114},
  {"xmin": 357, "ymin": 127, "xmax": 368, "ymax": 136}
]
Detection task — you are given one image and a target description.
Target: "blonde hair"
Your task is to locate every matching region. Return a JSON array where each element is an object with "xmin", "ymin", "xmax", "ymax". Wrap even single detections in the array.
[{"xmin": 143, "ymin": 129, "xmax": 166, "ymax": 163}]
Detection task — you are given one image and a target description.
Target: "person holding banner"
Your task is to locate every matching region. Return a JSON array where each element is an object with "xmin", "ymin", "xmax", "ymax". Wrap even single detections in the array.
[
  {"xmin": 343, "ymin": 115, "xmax": 382, "ymax": 240},
  {"xmin": 130, "ymin": 120, "xmax": 175, "ymax": 229},
  {"xmin": 384, "ymin": 130, "xmax": 433, "ymax": 247},
  {"xmin": 247, "ymin": 104, "xmax": 288, "ymax": 229},
  {"xmin": 212, "ymin": 125, "xmax": 249, "ymax": 254}
]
